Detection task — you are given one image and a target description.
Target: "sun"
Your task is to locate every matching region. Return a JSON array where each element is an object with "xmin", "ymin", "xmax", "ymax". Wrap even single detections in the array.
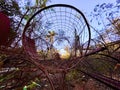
[{"xmin": 59, "ymin": 49, "xmax": 70, "ymax": 60}]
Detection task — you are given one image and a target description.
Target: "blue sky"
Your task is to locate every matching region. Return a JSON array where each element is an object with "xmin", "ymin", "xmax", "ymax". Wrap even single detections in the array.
[
  {"xmin": 20, "ymin": 0, "xmax": 119, "ymax": 48},
  {"xmin": 16, "ymin": 0, "xmax": 120, "ymax": 53},
  {"xmin": 47, "ymin": 0, "xmax": 118, "ymax": 39},
  {"xmin": 21, "ymin": 0, "xmax": 119, "ymax": 39},
  {"xmin": 48, "ymin": 0, "xmax": 116, "ymax": 14},
  {"xmin": 27, "ymin": 0, "xmax": 117, "ymax": 14},
  {"xmin": 47, "ymin": 0, "xmax": 117, "ymax": 28}
]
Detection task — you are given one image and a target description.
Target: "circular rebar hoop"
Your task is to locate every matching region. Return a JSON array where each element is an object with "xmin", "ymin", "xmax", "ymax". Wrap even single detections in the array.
[
  {"xmin": 22, "ymin": 4, "xmax": 91, "ymax": 72},
  {"xmin": 22, "ymin": 4, "xmax": 91, "ymax": 90},
  {"xmin": 22, "ymin": 4, "xmax": 91, "ymax": 58}
]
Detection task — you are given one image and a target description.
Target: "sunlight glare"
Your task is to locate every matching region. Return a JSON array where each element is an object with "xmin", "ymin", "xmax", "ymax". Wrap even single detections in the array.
[{"xmin": 59, "ymin": 49, "xmax": 70, "ymax": 60}]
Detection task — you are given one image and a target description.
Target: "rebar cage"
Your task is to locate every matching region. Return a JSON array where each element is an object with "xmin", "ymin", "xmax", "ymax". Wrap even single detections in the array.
[
  {"xmin": 22, "ymin": 4, "xmax": 91, "ymax": 89},
  {"xmin": 22, "ymin": 4, "xmax": 91, "ymax": 60}
]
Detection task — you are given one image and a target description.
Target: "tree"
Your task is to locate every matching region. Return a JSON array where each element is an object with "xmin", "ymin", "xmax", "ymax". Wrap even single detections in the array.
[
  {"xmin": 108, "ymin": 17, "xmax": 120, "ymax": 36},
  {"xmin": 0, "ymin": 0, "xmax": 50, "ymax": 48},
  {"xmin": 0, "ymin": 0, "xmax": 51, "ymax": 90},
  {"xmin": 90, "ymin": 0, "xmax": 120, "ymax": 43},
  {"xmin": 90, "ymin": 0, "xmax": 120, "ymax": 27}
]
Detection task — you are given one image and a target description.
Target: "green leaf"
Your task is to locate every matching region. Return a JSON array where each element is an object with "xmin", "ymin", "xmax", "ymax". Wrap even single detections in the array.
[
  {"xmin": 23, "ymin": 86, "xmax": 27, "ymax": 90},
  {"xmin": 36, "ymin": 0, "xmax": 38, "ymax": 6},
  {"xmin": 32, "ymin": 81, "xmax": 41, "ymax": 87},
  {"xmin": 24, "ymin": 15, "xmax": 29, "ymax": 21}
]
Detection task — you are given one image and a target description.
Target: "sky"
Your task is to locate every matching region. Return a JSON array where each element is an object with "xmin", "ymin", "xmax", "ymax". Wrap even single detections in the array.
[
  {"xmin": 47, "ymin": 0, "xmax": 118, "ymax": 39},
  {"xmin": 26, "ymin": 0, "xmax": 117, "ymax": 15},
  {"xmin": 23, "ymin": 0, "xmax": 118, "ymax": 23},
  {"xmin": 19, "ymin": 0, "xmax": 119, "ymax": 50},
  {"xmin": 48, "ymin": 0, "xmax": 116, "ymax": 14},
  {"xmin": 47, "ymin": 0, "xmax": 117, "ymax": 30},
  {"xmin": 46, "ymin": 0, "xmax": 119, "ymax": 53}
]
